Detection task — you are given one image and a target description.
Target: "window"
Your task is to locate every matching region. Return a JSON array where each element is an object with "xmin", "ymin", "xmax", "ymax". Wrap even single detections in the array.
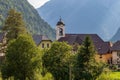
[
  {"xmin": 99, "ymin": 54, "xmax": 102, "ymax": 58},
  {"xmin": 42, "ymin": 43, "xmax": 44, "ymax": 48},
  {"xmin": 117, "ymin": 52, "xmax": 120, "ymax": 58},
  {"xmin": 107, "ymin": 58, "xmax": 112, "ymax": 64},
  {"xmin": 47, "ymin": 43, "xmax": 49, "ymax": 48}
]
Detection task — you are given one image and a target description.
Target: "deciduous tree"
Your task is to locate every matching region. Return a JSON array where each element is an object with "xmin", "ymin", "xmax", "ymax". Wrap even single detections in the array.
[
  {"xmin": 42, "ymin": 42, "xmax": 72, "ymax": 80},
  {"xmin": 1, "ymin": 34, "xmax": 41, "ymax": 80}
]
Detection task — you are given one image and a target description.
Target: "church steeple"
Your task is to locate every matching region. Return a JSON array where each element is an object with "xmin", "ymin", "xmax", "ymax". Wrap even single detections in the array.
[
  {"xmin": 56, "ymin": 17, "xmax": 65, "ymax": 26},
  {"xmin": 56, "ymin": 18, "xmax": 65, "ymax": 40}
]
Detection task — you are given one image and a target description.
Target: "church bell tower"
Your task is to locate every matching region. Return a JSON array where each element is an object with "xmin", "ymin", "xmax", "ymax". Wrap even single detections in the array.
[{"xmin": 56, "ymin": 18, "xmax": 65, "ymax": 40}]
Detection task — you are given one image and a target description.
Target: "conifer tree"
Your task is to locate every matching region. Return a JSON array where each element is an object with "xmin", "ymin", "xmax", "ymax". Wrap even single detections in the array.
[
  {"xmin": 75, "ymin": 36, "xmax": 103, "ymax": 80},
  {"xmin": 3, "ymin": 9, "xmax": 27, "ymax": 41}
]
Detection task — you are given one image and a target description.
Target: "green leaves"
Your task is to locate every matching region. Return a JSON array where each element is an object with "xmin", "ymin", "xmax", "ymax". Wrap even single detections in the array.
[
  {"xmin": 42, "ymin": 41, "xmax": 72, "ymax": 80},
  {"xmin": 1, "ymin": 34, "xmax": 42, "ymax": 80},
  {"xmin": 0, "ymin": 0, "xmax": 55, "ymax": 39}
]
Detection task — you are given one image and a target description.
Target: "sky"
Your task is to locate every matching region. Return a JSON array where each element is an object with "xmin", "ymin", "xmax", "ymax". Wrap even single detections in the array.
[{"xmin": 27, "ymin": 0, "xmax": 50, "ymax": 8}]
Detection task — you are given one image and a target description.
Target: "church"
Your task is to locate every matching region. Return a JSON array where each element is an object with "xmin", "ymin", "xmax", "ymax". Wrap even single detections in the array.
[{"xmin": 56, "ymin": 18, "xmax": 112, "ymax": 64}]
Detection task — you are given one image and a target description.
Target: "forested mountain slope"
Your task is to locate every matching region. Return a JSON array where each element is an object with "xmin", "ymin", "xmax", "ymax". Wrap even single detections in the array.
[{"xmin": 0, "ymin": 0, "xmax": 55, "ymax": 39}]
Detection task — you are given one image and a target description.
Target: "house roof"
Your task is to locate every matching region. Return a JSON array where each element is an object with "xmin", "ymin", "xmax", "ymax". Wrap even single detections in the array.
[
  {"xmin": 111, "ymin": 41, "xmax": 120, "ymax": 51},
  {"xmin": 32, "ymin": 35, "xmax": 51, "ymax": 45},
  {"xmin": 95, "ymin": 42, "xmax": 111, "ymax": 54},
  {"xmin": 58, "ymin": 34, "xmax": 110, "ymax": 54}
]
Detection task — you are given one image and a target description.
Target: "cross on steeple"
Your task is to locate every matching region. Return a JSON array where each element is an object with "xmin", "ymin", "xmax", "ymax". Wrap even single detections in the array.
[{"xmin": 59, "ymin": 16, "xmax": 62, "ymax": 22}]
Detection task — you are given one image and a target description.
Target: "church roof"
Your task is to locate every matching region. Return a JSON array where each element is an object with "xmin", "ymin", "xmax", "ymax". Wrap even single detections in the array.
[
  {"xmin": 32, "ymin": 35, "xmax": 52, "ymax": 45},
  {"xmin": 58, "ymin": 34, "xmax": 111, "ymax": 54},
  {"xmin": 58, "ymin": 34, "xmax": 104, "ymax": 44}
]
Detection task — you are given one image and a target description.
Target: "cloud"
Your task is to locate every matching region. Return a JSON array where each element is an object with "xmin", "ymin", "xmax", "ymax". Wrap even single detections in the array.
[{"xmin": 27, "ymin": 0, "xmax": 50, "ymax": 8}]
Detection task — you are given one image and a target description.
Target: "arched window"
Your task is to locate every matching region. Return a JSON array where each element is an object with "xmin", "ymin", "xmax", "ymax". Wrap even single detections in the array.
[{"xmin": 59, "ymin": 28, "xmax": 63, "ymax": 36}]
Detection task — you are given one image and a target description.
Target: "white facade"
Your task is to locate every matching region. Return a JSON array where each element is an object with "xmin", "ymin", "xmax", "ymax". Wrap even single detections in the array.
[
  {"xmin": 56, "ymin": 20, "xmax": 65, "ymax": 40},
  {"xmin": 112, "ymin": 51, "xmax": 120, "ymax": 65}
]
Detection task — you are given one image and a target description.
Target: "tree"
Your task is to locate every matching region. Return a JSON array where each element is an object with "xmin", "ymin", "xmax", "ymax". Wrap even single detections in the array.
[
  {"xmin": 1, "ymin": 34, "xmax": 41, "ymax": 80},
  {"xmin": 0, "ymin": 9, "xmax": 28, "ymax": 65},
  {"xmin": 3, "ymin": 9, "xmax": 27, "ymax": 41},
  {"xmin": 42, "ymin": 42, "xmax": 72, "ymax": 80},
  {"xmin": 74, "ymin": 36, "xmax": 104, "ymax": 80}
]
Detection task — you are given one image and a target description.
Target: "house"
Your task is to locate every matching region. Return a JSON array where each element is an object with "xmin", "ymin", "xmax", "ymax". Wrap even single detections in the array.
[
  {"xmin": 111, "ymin": 41, "xmax": 120, "ymax": 66},
  {"xmin": 32, "ymin": 35, "xmax": 52, "ymax": 49},
  {"xmin": 56, "ymin": 18, "xmax": 112, "ymax": 63},
  {"xmin": 95, "ymin": 42, "xmax": 112, "ymax": 63}
]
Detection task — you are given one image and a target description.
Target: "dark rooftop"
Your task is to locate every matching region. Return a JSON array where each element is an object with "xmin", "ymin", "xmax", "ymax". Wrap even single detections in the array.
[
  {"xmin": 58, "ymin": 34, "xmax": 110, "ymax": 54},
  {"xmin": 56, "ymin": 18, "xmax": 65, "ymax": 26},
  {"xmin": 111, "ymin": 41, "xmax": 120, "ymax": 51},
  {"xmin": 95, "ymin": 42, "xmax": 111, "ymax": 54},
  {"xmin": 32, "ymin": 35, "xmax": 51, "ymax": 45}
]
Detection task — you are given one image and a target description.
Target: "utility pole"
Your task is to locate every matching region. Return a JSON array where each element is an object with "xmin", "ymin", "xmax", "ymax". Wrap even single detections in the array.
[{"xmin": 69, "ymin": 64, "xmax": 72, "ymax": 80}]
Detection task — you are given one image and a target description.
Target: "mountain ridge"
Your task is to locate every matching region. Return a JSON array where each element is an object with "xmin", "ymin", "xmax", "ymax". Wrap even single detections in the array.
[
  {"xmin": 37, "ymin": 0, "xmax": 120, "ymax": 40},
  {"xmin": 111, "ymin": 28, "xmax": 120, "ymax": 42}
]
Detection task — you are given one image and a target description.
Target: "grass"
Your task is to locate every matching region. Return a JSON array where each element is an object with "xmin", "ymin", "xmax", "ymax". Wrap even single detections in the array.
[
  {"xmin": 0, "ymin": 71, "xmax": 119, "ymax": 80},
  {"xmin": 0, "ymin": 72, "xmax": 53, "ymax": 80},
  {"xmin": 109, "ymin": 72, "xmax": 120, "ymax": 80},
  {"xmin": 97, "ymin": 71, "xmax": 120, "ymax": 80}
]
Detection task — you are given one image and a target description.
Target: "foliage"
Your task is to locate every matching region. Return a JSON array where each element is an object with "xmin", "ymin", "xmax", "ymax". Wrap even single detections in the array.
[
  {"xmin": 97, "ymin": 69, "xmax": 120, "ymax": 80},
  {"xmin": 96, "ymin": 68, "xmax": 111, "ymax": 80},
  {"xmin": 40, "ymin": 72, "xmax": 54, "ymax": 80},
  {"xmin": 0, "ymin": 0, "xmax": 55, "ymax": 40},
  {"xmin": 74, "ymin": 36, "xmax": 104, "ymax": 80},
  {"xmin": 1, "ymin": 34, "xmax": 42, "ymax": 80},
  {"xmin": 42, "ymin": 41, "xmax": 72, "ymax": 80},
  {"xmin": 3, "ymin": 9, "xmax": 27, "ymax": 41}
]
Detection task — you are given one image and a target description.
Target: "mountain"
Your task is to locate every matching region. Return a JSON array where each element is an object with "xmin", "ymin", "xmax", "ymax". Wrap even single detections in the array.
[
  {"xmin": 0, "ymin": 0, "xmax": 55, "ymax": 39},
  {"xmin": 111, "ymin": 28, "xmax": 120, "ymax": 42},
  {"xmin": 37, "ymin": 0, "xmax": 120, "ymax": 40}
]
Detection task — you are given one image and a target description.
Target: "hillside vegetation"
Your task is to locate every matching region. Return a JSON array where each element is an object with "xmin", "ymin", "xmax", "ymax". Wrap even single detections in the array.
[{"xmin": 0, "ymin": 0, "xmax": 55, "ymax": 39}]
